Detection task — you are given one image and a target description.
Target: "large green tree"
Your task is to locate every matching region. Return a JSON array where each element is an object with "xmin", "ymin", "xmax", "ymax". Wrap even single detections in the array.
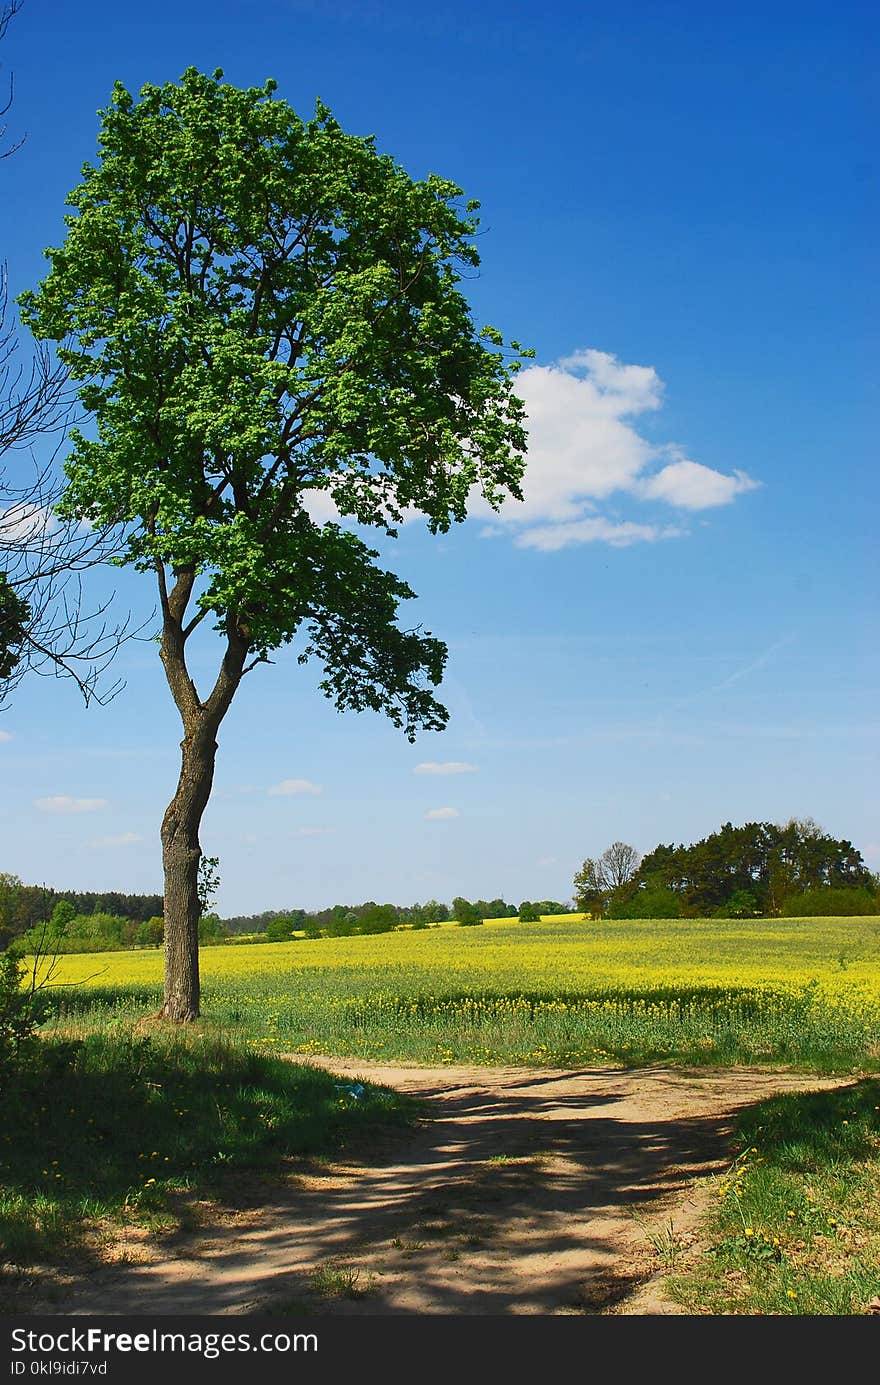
[{"xmin": 21, "ymin": 69, "xmax": 530, "ymax": 1019}]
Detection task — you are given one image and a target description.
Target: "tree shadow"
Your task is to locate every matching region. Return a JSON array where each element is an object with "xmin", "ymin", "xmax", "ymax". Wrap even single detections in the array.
[{"xmin": 40, "ymin": 1063, "xmax": 852, "ymax": 1317}]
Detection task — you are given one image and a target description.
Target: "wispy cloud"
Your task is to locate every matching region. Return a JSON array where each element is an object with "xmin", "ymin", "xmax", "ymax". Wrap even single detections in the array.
[
  {"xmin": 661, "ymin": 634, "xmax": 798, "ymax": 716},
  {"xmin": 268, "ymin": 779, "xmax": 322, "ymax": 796},
  {"xmin": 34, "ymin": 796, "xmax": 108, "ymax": 814},
  {"xmin": 292, "ymin": 826, "xmax": 334, "ymax": 837},
  {"xmin": 0, "ymin": 729, "xmax": 12, "ymax": 743},
  {"xmin": 515, "ymin": 517, "xmax": 683, "ymax": 552},
  {"xmin": 87, "ymin": 832, "xmax": 143, "ymax": 848},
  {"xmin": 414, "ymin": 761, "xmax": 479, "ymax": 776},
  {"xmin": 473, "ymin": 348, "xmax": 758, "ymax": 548},
  {"xmin": 424, "ymin": 807, "xmax": 460, "ymax": 820}
]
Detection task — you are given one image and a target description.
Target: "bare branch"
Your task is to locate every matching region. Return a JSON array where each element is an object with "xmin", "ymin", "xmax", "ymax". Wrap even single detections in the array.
[{"xmin": 0, "ymin": 5, "xmax": 140, "ymax": 708}]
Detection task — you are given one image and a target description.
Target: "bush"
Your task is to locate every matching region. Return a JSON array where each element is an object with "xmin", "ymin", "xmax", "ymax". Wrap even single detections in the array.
[
  {"xmin": 358, "ymin": 904, "xmax": 398, "ymax": 935},
  {"xmin": 608, "ymin": 886, "xmax": 681, "ymax": 919},
  {"xmin": 713, "ymin": 889, "xmax": 761, "ymax": 919},
  {"xmin": 452, "ymin": 897, "xmax": 483, "ymax": 927},
  {"xmin": 0, "ymin": 949, "xmax": 37, "ymax": 1078},
  {"xmin": 518, "ymin": 901, "xmax": 541, "ymax": 922},
  {"xmin": 198, "ymin": 913, "xmax": 227, "ymax": 944},
  {"xmin": 265, "ymin": 917, "xmax": 296, "ymax": 942},
  {"xmin": 136, "ymin": 916, "xmax": 164, "ymax": 947},
  {"xmin": 780, "ymin": 886, "xmax": 879, "ymax": 917}
]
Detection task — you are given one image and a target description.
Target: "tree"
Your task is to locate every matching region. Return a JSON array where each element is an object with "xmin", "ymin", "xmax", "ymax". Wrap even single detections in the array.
[
  {"xmin": 136, "ymin": 915, "xmax": 165, "ymax": 947},
  {"xmin": 452, "ymin": 897, "xmax": 483, "ymax": 927},
  {"xmin": 47, "ymin": 898, "xmax": 76, "ymax": 939},
  {"xmin": 0, "ymin": 1, "xmax": 133, "ymax": 709},
  {"xmin": 573, "ymin": 841, "xmax": 641, "ymax": 915},
  {"xmin": 21, "ymin": 70, "xmax": 529, "ymax": 1019},
  {"xmin": 518, "ymin": 900, "xmax": 541, "ymax": 922},
  {"xmin": 358, "ymin": 903, "xmax": 397, "ymax": 935},
  {"xmin": 600, "ymin": 841, "xmax": 641, "ymax": 889}
]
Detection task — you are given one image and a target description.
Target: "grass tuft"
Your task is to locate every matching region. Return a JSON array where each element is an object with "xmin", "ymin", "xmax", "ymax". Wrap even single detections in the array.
[{"xmin": 670, "ymin": 1078, "xmax": 880, "ymax": 1314}]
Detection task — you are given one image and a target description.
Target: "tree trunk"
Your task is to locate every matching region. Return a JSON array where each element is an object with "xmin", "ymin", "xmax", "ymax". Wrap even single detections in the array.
[{"xmin": 160, "ymin": 716, "xmax": 219, "ymax": 1021}]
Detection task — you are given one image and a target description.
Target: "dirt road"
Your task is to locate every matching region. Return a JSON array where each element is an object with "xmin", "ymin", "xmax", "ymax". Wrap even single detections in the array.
[{"xmin": 54, "ymin": 1058, "xmax": 846, "ymax": 1316}]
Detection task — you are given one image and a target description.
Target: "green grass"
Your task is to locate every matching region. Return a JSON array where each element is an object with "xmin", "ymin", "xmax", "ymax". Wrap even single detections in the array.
[
  {"xmin": 669, "ymin": 1078, "xmax": 880, "ymax": 1314},
  {"xmin": 43, "ymin": 973, "xmax": 880, "ymax": 1074},
  {"xmin": 0, "ymin": 1025, "xmax": 418, "ymax": 1282}
]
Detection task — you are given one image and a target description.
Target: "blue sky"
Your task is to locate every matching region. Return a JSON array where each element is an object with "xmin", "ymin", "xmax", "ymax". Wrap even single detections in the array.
[{"xmin": 1, "ymin": 0, "xmax": 877, "ymax": 914}]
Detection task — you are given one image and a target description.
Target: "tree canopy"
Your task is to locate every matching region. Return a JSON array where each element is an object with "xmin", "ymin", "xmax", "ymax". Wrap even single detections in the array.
[{"xmin": 20, "ymin": 68, "xmax": 530, "ymax": 731}]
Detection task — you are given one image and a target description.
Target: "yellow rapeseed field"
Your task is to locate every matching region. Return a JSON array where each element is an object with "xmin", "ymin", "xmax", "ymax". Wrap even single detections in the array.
[
  {"xmin": 36, "ymin": 915, "xmax": 880, "ymax": 1070},
  {"xmin": 42, "ymin": 912, "xmax": 880, "ymax": 996}
]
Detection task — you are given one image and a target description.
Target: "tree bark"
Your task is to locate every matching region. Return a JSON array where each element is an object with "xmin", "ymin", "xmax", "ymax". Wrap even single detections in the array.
[
  {"xmin": 155, "ymin": 564, "xmax": 250, "ymax": 1022},
  {"xmin": 160, "ymin": 715, "xmax": 219, "ymax": 1020}
]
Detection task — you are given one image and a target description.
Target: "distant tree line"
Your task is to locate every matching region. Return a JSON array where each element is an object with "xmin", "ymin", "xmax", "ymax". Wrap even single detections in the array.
[
  {"xmin": 0, "ymin": 874, "xmax": 163, "ymax": 947},
  {"xmin": 574, "ymin": 820, "xmax": 878, "ymax": 919},
  {"xmin": 225, "ymin": 896, "xmax": 572, "ymax": 940},
  {"xmin": 1, "ymin": 875, "xmax": 575, "ymax": 954}
]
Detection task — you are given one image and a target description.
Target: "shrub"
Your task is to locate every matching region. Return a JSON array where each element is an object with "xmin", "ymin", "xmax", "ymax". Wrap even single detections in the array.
[
  {"xmin": 136, "ymin": 916, "xmax": 164, "ymax": 947},
  {"xmin": 453, "ymin": 898, "xmax": 484, "ymax": 927},
  {"xmin": 608, "ymin": 886, "xmax": 681, "ymax": 919},
  {"xmin": 0, "ymin": 949, "xmax": 37, "ymax": 1078},
  {"xmin": 198, "ymin": 913, "xmax": 227, "ymax": 944},
  {"xmin": 358, "ymin": 904, "xmax": 398, "ymax": 935},
  {"xmin": 780, "ymin": 886, "xmax": 879, "ymax": 917},
  {"xmin": 265, "ymin": 917, "xmax": 296, "ymax": 943},
  {"xmin": 714, "ymin": 890, "xmax": 761, "ymax": 919}
]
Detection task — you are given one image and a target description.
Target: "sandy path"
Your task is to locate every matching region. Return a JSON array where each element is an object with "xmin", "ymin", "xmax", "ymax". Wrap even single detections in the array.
[{"xmin": 56, "ymin": 1059, "xmax": 848, "ymax": 1316}]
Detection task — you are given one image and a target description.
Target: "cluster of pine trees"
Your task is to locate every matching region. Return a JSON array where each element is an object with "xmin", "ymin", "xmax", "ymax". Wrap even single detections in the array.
[{"xmin": 574, "ymin": 819, "xmax": 877, "ymax": 919}]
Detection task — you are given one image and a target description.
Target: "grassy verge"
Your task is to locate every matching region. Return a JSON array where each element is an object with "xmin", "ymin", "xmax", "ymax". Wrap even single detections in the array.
[
  {"xmin": 42, "ymin": 978, "xmax": 880, "ymax": 1073},
  {"xmin": 0, "ymin": 1025, "xmax": 418, "ymax": 1287},
  {"xmin": 669, "ymin": 1077, "xmax": 880, "ymax": 1314}
]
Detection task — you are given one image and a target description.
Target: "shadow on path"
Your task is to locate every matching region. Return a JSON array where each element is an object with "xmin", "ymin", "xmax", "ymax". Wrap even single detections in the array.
[{"xmin": 58, "ymin": 1061, "xmax": 847, "ymax": 1316}]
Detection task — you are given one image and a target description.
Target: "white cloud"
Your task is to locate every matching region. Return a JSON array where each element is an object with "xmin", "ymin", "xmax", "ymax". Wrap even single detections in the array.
[
  {"xmin": 88, "ymin": 832, "xmax": 142, "ymax": 848},
  {"xmin": 473, "ymin": 348, "xmax": 758, "ymax": 548},
  {"xmin": 537, "ymin": 855, "xmax": 558, "ymax": 866},
  {"xmin": 0, "ymin": 501, "xmax": 57, "ymax": 545},
  {"xmin": 414, "ymin": 761, "xmax": 479, "ymax": 776},
  {"xmin": 294, "ymin": 346, "xmax": 757, "ymax": 551},
  {"xmin": 0, "ymin": 729, "xmax": 12, "ymax": 743},
  {"xmin": 301, "ymin": 487, "xmax": 420, "ymax": 529},
  {"xmin": 269, "ymin": 778, "xmax": 322, "ymax": 796},
  {"xmin": 292, "ymin": 826, "xmax": 334, "ymax": 836},
  {"xmin": 515, "ymin": 517, "xmax": 684, "ymax": 552},
  {"xmin": 301, "ymin": 489, "xmax": 342, "ymax": 525},
  {"xmin": 637, "ymin": 458, "xmax": 760, "ymax": 509},
  {"xmin": 35, "ymin": 796, "xmax": 108, "ymax": 814},
  {"xmin": 424, "ymin": 807, "xmax": 460, "ymax": 820}
]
